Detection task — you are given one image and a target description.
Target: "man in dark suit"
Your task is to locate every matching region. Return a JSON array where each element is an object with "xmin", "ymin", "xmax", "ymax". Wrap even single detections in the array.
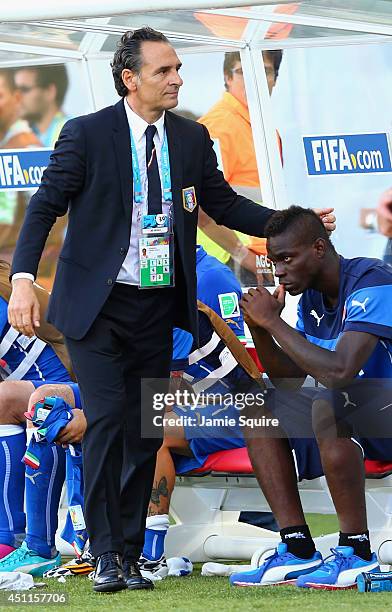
[{"xmin": 8, "ymin": 28, "xmax": 335, "ymax": 593}]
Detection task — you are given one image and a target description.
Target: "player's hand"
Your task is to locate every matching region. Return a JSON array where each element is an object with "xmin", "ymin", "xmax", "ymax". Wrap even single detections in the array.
[
  {"xmin": 272, "ymin": 283, "xmax": 286, "ymax": 313},
  {"xmin": 377, "ymin": 188, "xmax": 392, "ymax": 237},
  {"xmin": 56, "ymin": 409, "xmax": 87, "ymax": 446},
  {"xmin": 8, "ymin": 279, "xmax": 40, "ymax": 338},
  {"xmin": 313, "ymin": 207, "xmax": 336, "ymax": 234},
  {"xmin": 240, "ymin": 286, "xmax": 283, "ymax": 330}
]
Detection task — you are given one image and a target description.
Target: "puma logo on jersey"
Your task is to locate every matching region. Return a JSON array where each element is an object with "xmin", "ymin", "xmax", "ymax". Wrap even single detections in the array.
[
  {"xmin": 351, "ymin": 297, "xmax": 369, "ymax": 312},
  {"xmin": 341, "ymin": 392, "xmax": 356, "ymax": 409},
  {"xmin": 25, "ymin": 471, "xmax": 43, "ymax": 485},
  {"xmin": 310, "ymin": 310, "xmax": 324, "ymax": 327}
]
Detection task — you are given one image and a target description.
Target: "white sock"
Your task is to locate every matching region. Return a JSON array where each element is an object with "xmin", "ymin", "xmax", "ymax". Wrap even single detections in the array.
[{"xmin": 146, "ymin": 514, "xmax": 169, "ymax": 531}]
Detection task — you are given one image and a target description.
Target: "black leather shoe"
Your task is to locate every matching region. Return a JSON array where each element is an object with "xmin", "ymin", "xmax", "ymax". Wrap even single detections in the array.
[
  {"xmin": 123, "ymin": 559, "xmax": 154, "ymax": 590},
  {"xmin": 93, "ymin": 551, "xmax": 127, "ymax": 593}
]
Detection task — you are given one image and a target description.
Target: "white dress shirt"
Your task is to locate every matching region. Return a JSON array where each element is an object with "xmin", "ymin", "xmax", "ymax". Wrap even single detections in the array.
[{"xmin": 117, "ymin": 99, "xmax": 170, "ymax": 285}]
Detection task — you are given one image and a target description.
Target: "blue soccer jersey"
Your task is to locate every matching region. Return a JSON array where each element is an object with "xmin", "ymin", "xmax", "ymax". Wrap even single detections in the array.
[
  {"xmin": 0, "ymin": 297, "xmax": 70, "ymax": 382},
  {"xmin": 296, "ymin": 257, "xmax": 392, "ymax": 378}
]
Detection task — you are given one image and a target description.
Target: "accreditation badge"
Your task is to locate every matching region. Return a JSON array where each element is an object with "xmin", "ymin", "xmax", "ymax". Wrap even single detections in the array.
[
  {"xmin": 182, "ymin": 186, "xmax": 197, "ymax": 212},
  {"xmin": 138, "ymin": 213, "xmax": 174, "ymax": 289}
]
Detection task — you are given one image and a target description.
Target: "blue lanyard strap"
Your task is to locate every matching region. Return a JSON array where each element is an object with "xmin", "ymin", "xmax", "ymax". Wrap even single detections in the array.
[{"xmin": 129, "ymin": 127, "xmax": 172, "ymax": 205}]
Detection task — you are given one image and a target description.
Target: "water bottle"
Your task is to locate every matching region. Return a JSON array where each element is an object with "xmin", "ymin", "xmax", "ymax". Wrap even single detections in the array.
[{"xmin": 357, "ymin": 570, "xmax": 392, "ymax": 592}]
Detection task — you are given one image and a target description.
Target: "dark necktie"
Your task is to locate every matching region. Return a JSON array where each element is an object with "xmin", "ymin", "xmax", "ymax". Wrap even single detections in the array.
[{"xmin": 145, "ymin": 124, "xmax": 162, "ymax": 215}]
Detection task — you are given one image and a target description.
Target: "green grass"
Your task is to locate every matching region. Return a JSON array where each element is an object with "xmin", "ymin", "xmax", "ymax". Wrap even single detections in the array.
[
  {"xmin": 12, "ymin": 568, "xmax": 392, "ymax": 612},
  {"xmin": 305, "ymin": 513, "xmax": 339, "ymax": 538},
  {"xmin": 8, "ymin": 515, "xmax": 392, "ymax": 612}
]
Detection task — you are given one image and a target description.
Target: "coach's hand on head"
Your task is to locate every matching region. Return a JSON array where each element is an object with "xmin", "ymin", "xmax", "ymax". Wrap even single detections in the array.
[
  {"xmin": 377, "ymin": 187, "xmax": 392, "ymax": 237},
  {"xmin": 8, "ymin": 278, "xmax": 40, "ymax": 337},
  {"xmin": 313, "ymin": 207, "xmax": 336, "ymax": 234},
  {"xmin": 240, "ymin": 284, "xmax": 285, "ymax": 330}
]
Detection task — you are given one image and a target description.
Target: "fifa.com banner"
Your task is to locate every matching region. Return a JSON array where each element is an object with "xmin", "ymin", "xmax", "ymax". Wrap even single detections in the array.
[
  {"xmin": 303, "ymin": 132, "xmax": 392, "ymax": 176},
  {"xmin": 0, "ymin": 148, "xmax": 52, "ymax": 191}
]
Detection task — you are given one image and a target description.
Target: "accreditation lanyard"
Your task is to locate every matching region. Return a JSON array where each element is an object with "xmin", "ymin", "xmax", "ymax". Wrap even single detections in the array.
[
  {"xmin": 129, "ymin": 127, "xmax": 172, "ymax": 206},
  {"xmin": 129, "ymin": 127, "xmax": 175, "ymax": 290}
]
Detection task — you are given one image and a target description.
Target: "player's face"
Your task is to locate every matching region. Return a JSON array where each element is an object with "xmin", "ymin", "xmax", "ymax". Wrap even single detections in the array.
[
  {"xmin": 267, "ymin": 232, "xmax": 320, "ymax": 295},
  {"xmin": 124, "ymin": 41, "xmax": 183, "ymax": 113}
]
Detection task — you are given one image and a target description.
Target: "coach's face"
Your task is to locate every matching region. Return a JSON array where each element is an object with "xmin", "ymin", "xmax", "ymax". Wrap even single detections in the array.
[
  {"xmin": 123, "ymin": 41, "xmax": 183, "ymax": 115},
  {"xmin": 267, "ymin": 231, "xmax": 324, "ymax": 295}
]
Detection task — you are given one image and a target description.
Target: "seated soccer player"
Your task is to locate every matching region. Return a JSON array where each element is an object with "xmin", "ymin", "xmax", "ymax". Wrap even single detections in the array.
[
  {"xmin": 0, "ymin": 382, "xmax": 85, "ymax": 575},
  {"xmin": 0, "ymin": 261, "xmax": 77, "ymax": 574},
  {"xmin": 0, "ymin": 382, "xmax": 95, "ymax": 576},
  {"xmin": 230, "ymin": 206, "xmax": 392, "ymax": 589},
  {"xmin": 139, "ymin": 245, "xmax": 322, "ymax": 578}
]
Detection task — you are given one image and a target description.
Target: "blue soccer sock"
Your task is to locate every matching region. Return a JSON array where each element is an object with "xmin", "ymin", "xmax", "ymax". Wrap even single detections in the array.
[
  {"xmin": 143, "ymin": 514, "xmax": 169, "ymax": 561},
  {"xmin": 0, "ymin": 425, "xmax": 26, "ymax": 548},
  {"xmin": 25, "ymin": 443, "xmax": 65, "ymax": 559}
]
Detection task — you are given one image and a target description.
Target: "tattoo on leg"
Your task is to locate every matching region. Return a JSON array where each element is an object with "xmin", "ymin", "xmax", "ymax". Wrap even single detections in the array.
[{"xmin": 150, "ymin": 476, "xmax": 169, "ymax": 509}]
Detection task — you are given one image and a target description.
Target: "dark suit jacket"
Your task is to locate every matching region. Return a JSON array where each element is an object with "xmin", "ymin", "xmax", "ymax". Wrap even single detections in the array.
[{"xmin": 11, "ymin": 100, "xmax": 274, "ymax": 340}]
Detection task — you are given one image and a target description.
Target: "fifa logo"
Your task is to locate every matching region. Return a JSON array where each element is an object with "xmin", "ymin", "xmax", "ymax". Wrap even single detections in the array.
[{"xmin": 303, "ymin": 133, "xmax": 392, "ymax": 176}]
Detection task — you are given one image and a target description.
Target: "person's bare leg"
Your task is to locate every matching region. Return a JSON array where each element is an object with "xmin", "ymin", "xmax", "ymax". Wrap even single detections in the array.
[
  {"xmin": 0, "ymin": 381, "xmax": 35, "ymax": 425},
  {"xmin": 140, "ymin": 413, "xmax": 192, "ymax": 567},
  {"xmin": 147, "ymin": 413, "xmax": 191, "ymax": 517},
  {"xmin": 27, "ymin": 384, "xmax": 76, "ymax": 413},
  {"xmin": 313, "ymin": 398, "xmax": 367, "ymax": 533},
  {"xmin": 244, "ymin": 400, "xmax": 305, "ymax": 529}
]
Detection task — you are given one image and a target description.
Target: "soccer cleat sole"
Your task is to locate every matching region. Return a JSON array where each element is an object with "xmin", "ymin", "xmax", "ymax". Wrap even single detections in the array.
[
  {"xmin": 232, "ymin": 579, "xmax": 296, "ymax": 587},
  {"xmin": 4, "ymin": 558, "xmax": 61, "ymax": 577},
  {"xmin": 297, "ymin": 581, "xmax": 358, "ymax": 590}
]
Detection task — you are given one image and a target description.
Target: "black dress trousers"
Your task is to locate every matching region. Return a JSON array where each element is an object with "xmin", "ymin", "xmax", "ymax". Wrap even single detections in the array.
[{"xmin": 66, "ymin": 282, "xmax": 175, "ymax": 559}]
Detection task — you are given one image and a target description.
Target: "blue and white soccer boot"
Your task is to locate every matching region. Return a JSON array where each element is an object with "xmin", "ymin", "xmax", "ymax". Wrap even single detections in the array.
[
  {"xmin": 138, "ymin": 553, "xmax": 169, "ymax": 580},
  {"xmin": 229, "ymin": 542, "xmax": 322, "ymax": 587},
  {"xmin": 0, "ymin": 541, "xmax": 61, "ymax": 577},
  {"xmin": 296, "ymin": 546, "xmax": 379, "ymax": 590}
]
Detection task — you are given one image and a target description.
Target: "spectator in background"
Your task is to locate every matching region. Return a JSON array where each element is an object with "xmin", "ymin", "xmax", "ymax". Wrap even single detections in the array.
[
  {"xmin": 377, "ymin": 188, "xmax": 392, "ymax": 266},
  {"xmin": 0, "ymin": 69, "xmax": 41, "ymax": 264},
  {"xmin": 0, "ymin": 69, "xmax": 40, "ymax": 149},
  {"xmin": 15, "ymin": 65, "xmax": 69, "ymax": 148},
  {"xmin": 360, "ymin": 188, "xmax": 392, "ymax": 266},
  {"xmin": 198, "ymin": 51, "xmax": 282, "ymax": 286},
  {"xmin": 14, "ymin": 65, "xmax": 70, "ymax": 287}
]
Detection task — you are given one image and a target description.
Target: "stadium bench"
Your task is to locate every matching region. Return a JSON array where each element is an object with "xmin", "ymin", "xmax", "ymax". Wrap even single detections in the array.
[{"xmin": 166, "ymin": 447, "xmax": 392, "ymax": 565}]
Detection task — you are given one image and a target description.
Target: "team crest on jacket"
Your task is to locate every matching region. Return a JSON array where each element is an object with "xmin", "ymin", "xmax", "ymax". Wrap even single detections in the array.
[{"xmin": 182, "ymin": 186, "xmax": 197, "ymax": 212}]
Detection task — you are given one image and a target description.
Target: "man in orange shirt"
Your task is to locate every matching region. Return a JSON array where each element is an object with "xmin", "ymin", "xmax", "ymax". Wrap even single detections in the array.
[{"xmin": 198, "ymin": 51, "xmax": 282, "ymax": 286}]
